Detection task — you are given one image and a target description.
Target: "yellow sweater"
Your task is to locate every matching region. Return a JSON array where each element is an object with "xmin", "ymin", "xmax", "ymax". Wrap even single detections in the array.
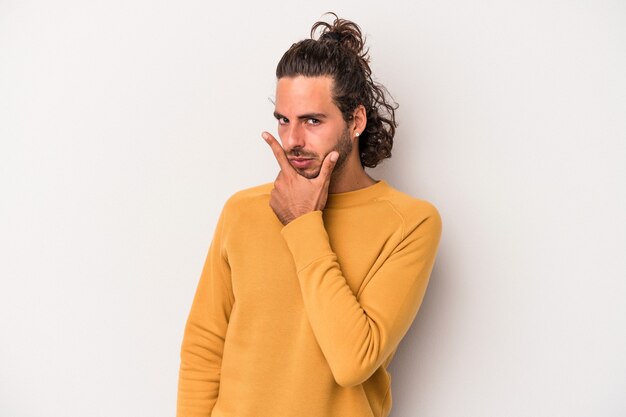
[{"xmin": 177, "ymin": 180, "xmax": 442, "ymax": 417}]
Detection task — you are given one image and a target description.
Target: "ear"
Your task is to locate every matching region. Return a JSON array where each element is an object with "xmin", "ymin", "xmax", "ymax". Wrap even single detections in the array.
[{"xmin": 350, "ymin": 104, "xmax": 367, "ymax": 139}]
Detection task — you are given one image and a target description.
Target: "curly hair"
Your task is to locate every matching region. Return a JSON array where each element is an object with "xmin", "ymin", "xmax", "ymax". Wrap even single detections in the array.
[{"xmin": 275, "ymin": 12, "xmax": 398, "ymax": 168}]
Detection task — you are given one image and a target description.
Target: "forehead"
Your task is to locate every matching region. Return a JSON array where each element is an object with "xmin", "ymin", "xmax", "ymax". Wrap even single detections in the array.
[{"xmin": 275, "ymin": 75, "xmax": 339, "ymax": 114}]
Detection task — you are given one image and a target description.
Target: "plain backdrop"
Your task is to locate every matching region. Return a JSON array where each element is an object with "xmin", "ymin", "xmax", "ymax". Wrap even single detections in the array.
[{"xmin": 1, "ymin": 1, "xmax": 625, "ymax": 416}]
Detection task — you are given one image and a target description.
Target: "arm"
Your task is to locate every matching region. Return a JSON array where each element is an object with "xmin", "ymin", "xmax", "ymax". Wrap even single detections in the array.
[
  {"xmin": 177, "ymin": 207, "xmax": 234, "ymax": 416},
  {"xmin": 280, "ymin": 207, "xmax": 442, "ymax": 387}
]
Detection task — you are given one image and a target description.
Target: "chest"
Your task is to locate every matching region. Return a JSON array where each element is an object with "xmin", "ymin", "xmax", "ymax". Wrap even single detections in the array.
[{"xmin": 225, "ymin": 205, "xmax": 401, "ymax": 304}]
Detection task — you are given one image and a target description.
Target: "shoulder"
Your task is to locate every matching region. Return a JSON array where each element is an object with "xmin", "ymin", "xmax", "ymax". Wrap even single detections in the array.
[
  {"xmin": 212, "ymin": 182, "xmax": 274, "ymax": 231},
  {"xmin": 220, "ymin": 182, "xmax": 273, "ymax": 214},
  {"xmin": 378, "ymin": 182, "xmax": 442, "ymax": 238}
]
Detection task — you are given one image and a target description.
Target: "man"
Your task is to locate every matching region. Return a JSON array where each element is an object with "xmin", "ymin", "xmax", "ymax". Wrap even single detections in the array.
[{"xmin": 177, "ymin": 13, "xmax": 442, "ymax": 417}]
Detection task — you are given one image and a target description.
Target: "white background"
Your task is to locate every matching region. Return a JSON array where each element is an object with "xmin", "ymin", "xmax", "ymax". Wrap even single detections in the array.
[{"xmin": 1, "ymin": 1, "xmax": 625, "ymax": 416}]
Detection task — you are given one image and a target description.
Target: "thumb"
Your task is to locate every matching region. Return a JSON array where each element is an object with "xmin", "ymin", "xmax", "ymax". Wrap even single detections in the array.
[{"xmin": 318, "ymin": 151, "xmax": 339, "ymax": 182}]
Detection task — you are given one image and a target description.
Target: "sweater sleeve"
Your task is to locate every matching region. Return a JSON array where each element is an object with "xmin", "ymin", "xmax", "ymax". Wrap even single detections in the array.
[
  {"xmin": 177, "ymin": 206, "xmax": 234, "ymax": 416},
  {"xmin": 280, "ymin": 207, "xmax": 442, "ymax": 387}
]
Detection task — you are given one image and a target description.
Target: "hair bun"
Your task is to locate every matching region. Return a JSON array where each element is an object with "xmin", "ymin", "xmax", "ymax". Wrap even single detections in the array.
[
  {"xmin": 321, "ymin": 31, "xmax": 342, "ymax": 42},
  {"xmin": 311, "ymin": 12, "xmax": 369, "ymax": 62}
]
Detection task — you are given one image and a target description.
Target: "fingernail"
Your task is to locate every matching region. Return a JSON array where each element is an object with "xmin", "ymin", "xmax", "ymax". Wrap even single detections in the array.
[
  {"xmin": 262, "ymin": 132, "xmax": 269, "ymax": 140},
  {"xmin": 330, "ymin": 152, "xmax": 338, "ymax": 162}
]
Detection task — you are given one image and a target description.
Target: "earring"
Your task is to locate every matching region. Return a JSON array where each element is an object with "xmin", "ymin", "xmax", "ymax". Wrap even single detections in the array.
[{"xmin": 355, "ymin": 132, "xmax": 360, "ymax": 137}]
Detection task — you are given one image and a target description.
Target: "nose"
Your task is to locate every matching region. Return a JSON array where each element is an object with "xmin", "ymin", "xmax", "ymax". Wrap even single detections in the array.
[{"xmin": 282, "ymin": 123, "xmax": 305, "ymax": 152}]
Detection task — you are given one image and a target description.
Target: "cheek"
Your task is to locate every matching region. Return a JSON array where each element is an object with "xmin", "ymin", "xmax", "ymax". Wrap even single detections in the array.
[{"xmin": 310, "ymin": 126, "xmax": 340, "ymax": 148}]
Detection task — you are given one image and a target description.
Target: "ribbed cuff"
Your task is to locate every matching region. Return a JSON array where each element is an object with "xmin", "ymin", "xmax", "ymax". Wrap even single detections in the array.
[{"xmin": 280, "ymin": 210, "xmax": 334, "ymax": 272}]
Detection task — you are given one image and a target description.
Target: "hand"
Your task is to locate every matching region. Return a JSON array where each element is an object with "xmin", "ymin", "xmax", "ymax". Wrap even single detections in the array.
[{"xmin": 262, "ymin": 131, "xmax": 338, "ymax": 225}]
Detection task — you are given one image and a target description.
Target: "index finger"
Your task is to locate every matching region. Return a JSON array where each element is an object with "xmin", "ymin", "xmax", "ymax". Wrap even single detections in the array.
[{"xmin": 262, "ymin": 131, "xmax": 295, "ymax": 173}]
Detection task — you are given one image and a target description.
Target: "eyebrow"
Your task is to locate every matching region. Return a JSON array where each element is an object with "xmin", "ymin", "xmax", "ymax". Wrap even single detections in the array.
[{"xmin": 273, "ymin": 111, "xmax": 328, "ymax": 121}]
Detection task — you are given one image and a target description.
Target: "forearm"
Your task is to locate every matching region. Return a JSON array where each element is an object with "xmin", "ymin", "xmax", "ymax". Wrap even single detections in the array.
[
  {"xmin": 295, "ymin": 253, "xmax": 392, "ymax": 386},
  {"xmin": 177, "ymin": 317, "xmax": 223, "ymax": 416}
]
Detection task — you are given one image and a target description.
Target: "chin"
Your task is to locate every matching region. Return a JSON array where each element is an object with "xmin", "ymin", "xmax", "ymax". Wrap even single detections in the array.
[{"xmin": 296, "ymin": 167, "xmax": 322, "ymax": 179}]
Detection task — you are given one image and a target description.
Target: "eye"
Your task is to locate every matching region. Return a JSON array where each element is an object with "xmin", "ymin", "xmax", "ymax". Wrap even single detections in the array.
[
  {"xmin": 307, "ymin": 118, "xmax": 321, "ymax": 126},
  {"xmin": 277, "ymin": 117, "xmax": 289, "ymax": 125}
]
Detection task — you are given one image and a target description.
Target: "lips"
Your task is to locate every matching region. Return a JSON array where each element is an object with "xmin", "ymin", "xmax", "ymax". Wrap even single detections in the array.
[{"xmin": 289, "ymin": 158, "xmax": 315, "ymax": 169}]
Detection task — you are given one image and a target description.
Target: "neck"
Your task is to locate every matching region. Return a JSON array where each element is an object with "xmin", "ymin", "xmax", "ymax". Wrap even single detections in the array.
[{"xmin": 328, "ymin": 152, "xmax": 376, "ymax": 194}]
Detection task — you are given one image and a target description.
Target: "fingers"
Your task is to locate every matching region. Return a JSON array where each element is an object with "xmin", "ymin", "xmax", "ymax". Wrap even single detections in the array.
[
  {"xmin": 262, "ymin": 131, "xmax": 294, "ymax": 174},
  {"xmin": 318, "ymin": 151, "xmax": 339, "ymax": 184}
]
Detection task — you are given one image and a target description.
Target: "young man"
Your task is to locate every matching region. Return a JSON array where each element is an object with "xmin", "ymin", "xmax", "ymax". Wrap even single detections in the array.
[{"xmin": 177, "ymin": 13, "xmax": 442, "ymax": 417}]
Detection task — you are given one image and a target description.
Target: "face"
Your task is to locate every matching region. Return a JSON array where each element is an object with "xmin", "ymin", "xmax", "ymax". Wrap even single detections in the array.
[{"xmin": 274, "ymin": 75, "xmax": 354, "ymax": 179}]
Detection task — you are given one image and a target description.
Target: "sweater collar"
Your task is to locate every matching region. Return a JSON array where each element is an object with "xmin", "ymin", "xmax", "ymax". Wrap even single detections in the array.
[{"xmin": 324, "ymin": 180, "xmax": 389, "ymax": 209}]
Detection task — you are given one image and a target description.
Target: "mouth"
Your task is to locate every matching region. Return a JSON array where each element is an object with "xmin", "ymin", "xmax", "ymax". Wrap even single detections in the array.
[{"xmin": 288, "ymin": 158, "xmax": 315, "ymax": 169}]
